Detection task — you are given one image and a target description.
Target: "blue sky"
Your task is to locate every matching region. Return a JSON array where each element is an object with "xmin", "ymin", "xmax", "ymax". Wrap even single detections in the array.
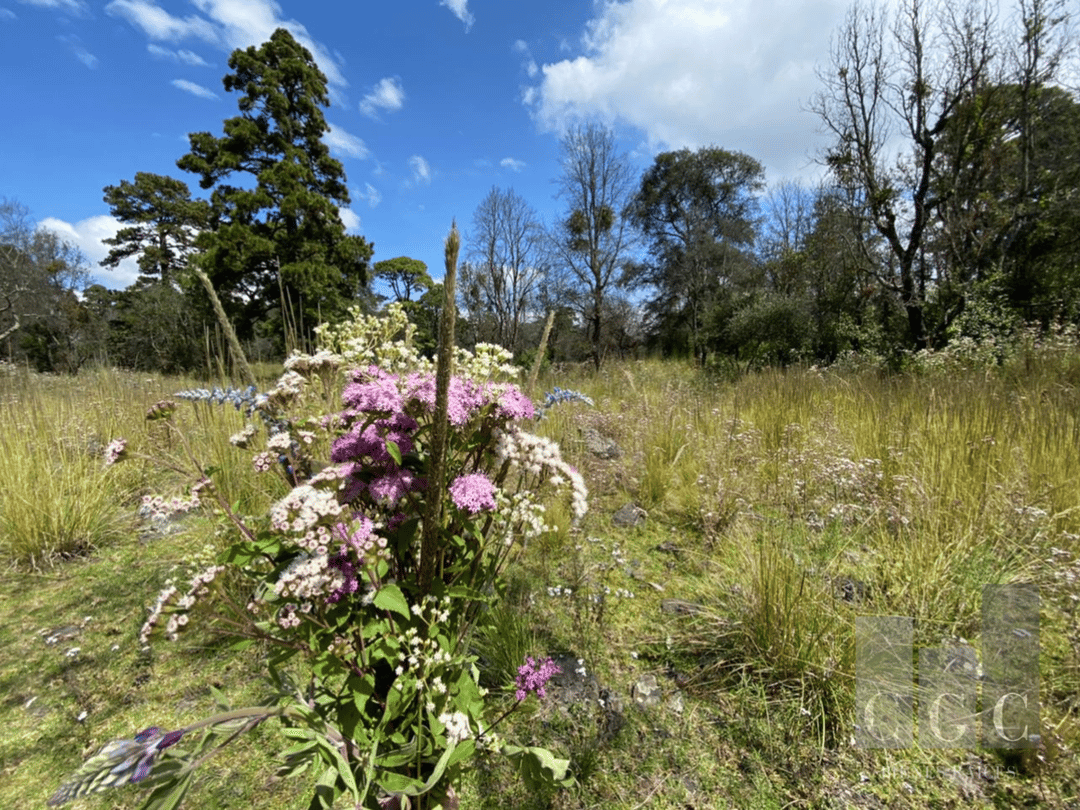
[{"xmin": 2, "ymin": 0, "xmax": 851, "ymax": 291}]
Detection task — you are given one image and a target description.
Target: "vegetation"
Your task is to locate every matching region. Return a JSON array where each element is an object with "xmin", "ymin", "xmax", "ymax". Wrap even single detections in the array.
[
  {"xmin": 2, "ymin": 325, "xmax": 1078, "ymax": 808},
  {"xmin": 2, "ymin": 10, "xmax": 1079, "ymax": 803}
]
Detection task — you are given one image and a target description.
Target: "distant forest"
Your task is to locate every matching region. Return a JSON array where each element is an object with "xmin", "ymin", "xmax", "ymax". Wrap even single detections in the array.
[{"xmin": 3, "ymin": 0, "xmax": 1078, "ymax": 375}]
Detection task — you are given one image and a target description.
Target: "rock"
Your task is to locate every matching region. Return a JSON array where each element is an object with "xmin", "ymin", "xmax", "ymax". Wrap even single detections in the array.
[
  {"xmin": 832, "ymin": 575, "xmax": 869, "ymax": 603},
  {"xmin": 612, "ymin": 502, "xmax": 646, "ymax": 528},
  {"xmin": 581, "ymin": 427, "xmax": 620, "ymax": 460},
  {"xmin": 660, "ymin": 598, "xmax": 706, "ymax": 616},
  {"xmin": 632, "ymin": 673, "xmax": 663, "ymax": 707}
]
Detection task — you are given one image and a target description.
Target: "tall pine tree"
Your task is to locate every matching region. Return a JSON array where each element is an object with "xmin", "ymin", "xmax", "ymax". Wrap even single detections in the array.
[{"xmin": 178, "ymin": 28, "xmax": 372, "ymax": 347}]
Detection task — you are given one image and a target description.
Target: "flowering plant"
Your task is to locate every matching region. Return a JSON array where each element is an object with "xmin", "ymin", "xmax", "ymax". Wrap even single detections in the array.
[{"xmin": 51, "ymin": 228, "xmax": 584, "ymax": 809}]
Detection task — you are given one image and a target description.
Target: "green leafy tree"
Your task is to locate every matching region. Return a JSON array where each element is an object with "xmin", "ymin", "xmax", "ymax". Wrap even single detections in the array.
[
  {"xmin": 177, "ymin": 28, "xmax": 373, "ymax": 348},
  {"xmin": 101, "ymin": 173, "xmax": 208, "ymax": 287},
  {"xmin": 374, "ymin": 256, "xmax": 433, "ymax": 305},
  {"xmin": 627, "ymin": 146, "xmax": 764, "ymax": 363}
]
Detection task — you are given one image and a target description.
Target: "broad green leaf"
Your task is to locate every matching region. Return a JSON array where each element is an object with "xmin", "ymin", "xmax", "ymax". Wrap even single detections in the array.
[{"xmin": 373, "ymin": 583, "xmax": 410, "ymax": 619}]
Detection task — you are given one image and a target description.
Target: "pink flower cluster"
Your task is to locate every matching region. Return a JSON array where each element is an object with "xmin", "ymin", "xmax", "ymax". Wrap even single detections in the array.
[
  {"xmin": 331, "ymin": 367, "xmax": 535, "ymax": 511},
  {"xmin": 449, "ymin": 473, "xmax": 497, "ymax": 514},
  {"xmin": 515, "ymin": 656, "xmax": 561, "ymax": 702}
]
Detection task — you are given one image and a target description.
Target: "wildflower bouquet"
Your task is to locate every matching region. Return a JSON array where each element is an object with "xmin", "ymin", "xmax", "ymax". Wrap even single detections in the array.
[{"xmin": 51, "ymin": 230, "xmax": 583, "ymax": 809}]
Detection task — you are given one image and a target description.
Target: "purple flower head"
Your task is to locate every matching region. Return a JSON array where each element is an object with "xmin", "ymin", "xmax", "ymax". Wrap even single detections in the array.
[
  {"xmin": 368, "ymin": 468, "xmax": 423, "ymax": 507},
  {"xmin": 515, "ymin": 656, "xmax": 561, "ymax": 702},
  {"xmin": 343, "ymin": 366, "xmax": 402, "ymax": 413},
  {"xmin": 481, "ymin": 383, "xmax": 534, "ymax": 421},
  {"xmin": 404, "ymin": 373, "xmax": 487, "ymax": 426},
  {"xmin": 333, "ymin": 514, "xmax": 376, "ymax": 552},
  {"xmin": 47, "ymin": 725, "xmax": 186, "ymax": 806},
  {"xmin": 449, "ymin": 473, "xmax": 497, "ymax": 514},
  {"xmin": 327, "ymin": 552, "xmax": 361, "ymax": 603}
]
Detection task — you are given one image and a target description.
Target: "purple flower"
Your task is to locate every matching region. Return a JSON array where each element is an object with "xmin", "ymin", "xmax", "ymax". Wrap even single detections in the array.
[
  {"xmin": 343, "ymin": 367, "xmax": 402, "ymax": 413},
  {"xmin": 515, "ymin": 656, "xmax": 561, "ymax": 702},
  {"xmin": 47, "ymin": 726, "xmax": 186, "ymax": 806},
  {"xmin": 449, "ymin": 473, "xmax": 497, "ymax": 514},
  {"xmin": 488, "ymin": 384, "xmax": 535, "ymax": 421},
  {"xmin": 368, "ymin": 468, "xmax": 423, "ymax": 506}
]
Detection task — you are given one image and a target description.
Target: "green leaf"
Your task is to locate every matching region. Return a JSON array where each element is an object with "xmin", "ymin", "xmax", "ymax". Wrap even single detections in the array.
[
  {"xmin": 373, "ymin": 583, "xmax": 411, "ymax": 619},
  {"xmin": 138, "ymin": 764, "xmax": 192, "ymax": 810},
  {"xmin": 385, "ymin": 439, "xmax": 403, "ymax": 466},
  {"xmin": 502, "ymin": 744, "xmax": 575, "ymax": 792}
]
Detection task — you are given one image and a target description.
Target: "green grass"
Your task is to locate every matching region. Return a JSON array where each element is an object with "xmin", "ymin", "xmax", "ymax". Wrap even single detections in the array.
[{"xmin": 2, "ymin": 354, "xmax": 1079, "ymax": 808}]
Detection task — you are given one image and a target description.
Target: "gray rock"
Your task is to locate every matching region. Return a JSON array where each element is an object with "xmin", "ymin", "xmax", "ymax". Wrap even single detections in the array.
[
  {"xmin": 660, "ymin": 598, "xmax": 706, "ymax": 616},
  {"xmin": 581, "ymin": 427, "xmax": 620, "ymax": 460},
  {"xmin": 632, "ymin": 673, "xmax": 663, "ymax": 707},
  {"xmin": 612, "ymin": 502, "xmax": 646, "ymax": 528}
]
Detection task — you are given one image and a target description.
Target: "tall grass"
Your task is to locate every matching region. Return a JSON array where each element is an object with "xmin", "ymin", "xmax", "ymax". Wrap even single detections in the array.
[{"xmin": 0, "ymin": 368, "xmax": 287, "ymax": 566}]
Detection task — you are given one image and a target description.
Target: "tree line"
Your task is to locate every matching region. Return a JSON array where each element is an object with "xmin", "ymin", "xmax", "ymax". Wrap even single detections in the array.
[{"xmin": 2, "ymin": 0, "xmax": 1077, "ymax": 375}]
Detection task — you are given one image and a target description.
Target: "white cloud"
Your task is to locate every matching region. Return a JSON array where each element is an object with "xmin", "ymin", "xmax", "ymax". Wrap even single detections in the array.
[
  {"xmin": 16, "ymin": 0, "xmax": 87, "ymax": 15},
  {"xmin": 359, "ymin": 183, "xmax": 381, "ymax": 208},
  {"xmin": 338, "ymin": 207, "xmax": 360, "ymax": 232},
  {"xmin": 39, "ymin": 215, "xmax": 140, "ymax": 290},
  {"xmin": 148, "ymin": 43, "xmax": 210, "ymax": 66},
  {"xmin": 513, "ymin": 39, "xmax": 538, "ymax": 78},
  {"xmin": 408, "ymin": 155, "xmax": 431, "ymax": 184},
  {"xmin": 171, "ymin": 78, "xmax": 218, "ymax": 99},
  {"xmin": 440, "ymin": 0, "xmax": 473, "ymax": 31},
  {"xmin": 106, "ymin": 0, "xmax": 347, "ymax": 87},
  {"xmin": 324, "ymin": 123, "xmax": 369, "ymax": 159},
  {"xmin": 500, "ymin": 157, "xmax": 526, "ymax": 172},
  {"xmin": 360, "ymin": 77, "xmax": 405, "ymax": 118},
  {"xmin": 0, "ymin": 8, "xmax": 17, "ymax": 19},
  {"xmin": 58, "ymin": 35, "xmax": 98, "ymax": 68},
  {"xmin": 530, "ymin": 0, "xmax": 847, "ymax": 180},
  {"xmin": 105, "ymin": 0, "xmax": 218, "ymax": 42}
]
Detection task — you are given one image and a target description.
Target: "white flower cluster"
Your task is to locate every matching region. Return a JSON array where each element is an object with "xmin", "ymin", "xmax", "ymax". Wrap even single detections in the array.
[
  {"xmin": 315, "ymin": 303, "xmax": 430, "ymax": 374},
  {"xmin": 274, "ymin": 552, "xmax": 341, "ymax": 602},
  {"xmin": 438, "ymin": 711, "xmax": 472, "ymax": 745},
  {"xmin": 139, "ymin": 582, "xmax": 178, "ymax": 645},
  {"xmin": 284, "ymin": 349, "xmax": 343, "ymax": 376},
  {"xmin": 139, "ymin": 565, "xmax": 225, "ymax": 643},
  {"xmin": 140, "ymin": 492, "xmax": 201, "ymax": 522},
  {"xmin": 230, "ymin": 423, "xmax": 258, "ymax": 448},
  {"xmin": 492, "ymin": 490, "xmax": 550, "ymax": 547},
  {"xmin": 493, "ymin": 427, "xmax": 589, "ymax": 520},
  {"xmin": 269, "ymin": 484, "xmax": 344, "ymax": 545},
  {"xmin": 267, "ymin": 431, "xmax": 293, "ymax": 452},
  {"xmin": 454, "ymin": 342, "xmax": 519, "ymax": 381}
]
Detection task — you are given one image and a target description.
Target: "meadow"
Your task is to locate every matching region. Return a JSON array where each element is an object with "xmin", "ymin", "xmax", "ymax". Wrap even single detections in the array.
[{"xmin": 1, "ymin": 343, "xmax": 1078, "ymax": 809}]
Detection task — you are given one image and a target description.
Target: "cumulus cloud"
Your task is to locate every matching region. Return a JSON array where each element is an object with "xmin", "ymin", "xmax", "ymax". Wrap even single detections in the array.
[
  {"xmin": 500, "ymin": 157, "xmax": 526, "ymax": 172},
  {"xmin": 148, "ymin": 43, "xmax": 211, "ymax": 66},
  {"xmin": 338, "ymin": 207, "xmax": 361, "ymax": 232},
  {"xmin": 529, "ymin": 0, "xmax": 847, "ymax": 180},
  {"xmin": 39, "ymin": 215, "xmax": 140, "ymax": 289},
  {"xmin": 408, "ymin": 155, "xmax": 431, "ymax": 184},
  {"xmin": 440, "ymin": 0, "xmax": 473, "ymax": 31},
  {"xmin": 171, "ymin": 78, "xmax": 218, "ymax": 99},
  {"xmin": 360, "ymin": 77, "xmax": 405, "ymax": 118},
  {"xmin": 105, "ymin": 0, "xmax": 347, "ymax": 87},
  {"xmin": 324, "ymin": 123, "xmax": 369, "ymax": 159}
]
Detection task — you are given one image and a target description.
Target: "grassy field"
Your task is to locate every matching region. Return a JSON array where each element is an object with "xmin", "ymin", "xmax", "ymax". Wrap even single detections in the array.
[{"xmin": 1, "ymin": 352, "xmax": 1077, "ymax": 808}]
